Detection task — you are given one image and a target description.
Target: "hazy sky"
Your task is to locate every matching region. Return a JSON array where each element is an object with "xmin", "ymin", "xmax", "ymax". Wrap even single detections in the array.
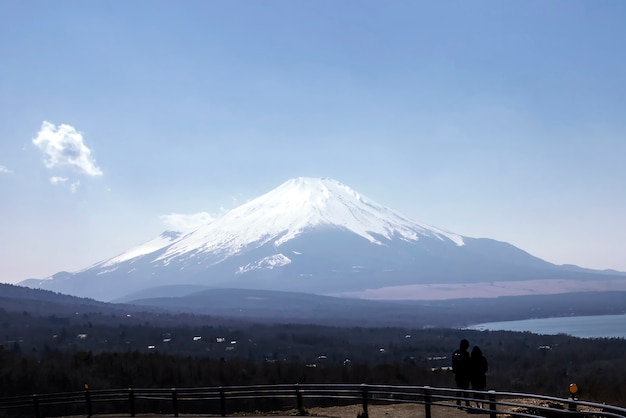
[{"xmin": 1, "ymin": 1, "xmax": 625, "ymax": 284}]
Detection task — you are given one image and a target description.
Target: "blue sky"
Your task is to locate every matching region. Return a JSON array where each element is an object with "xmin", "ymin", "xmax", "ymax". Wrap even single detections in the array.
[{"xmin": 1, "ymin": 1, "xmax": 625, "ymax": 283}]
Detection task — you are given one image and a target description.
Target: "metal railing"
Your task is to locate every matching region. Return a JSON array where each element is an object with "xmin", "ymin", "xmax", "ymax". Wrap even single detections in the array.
[{"xmin": 0, "ymin": 383, "xmax": 624, "ymax": 418}]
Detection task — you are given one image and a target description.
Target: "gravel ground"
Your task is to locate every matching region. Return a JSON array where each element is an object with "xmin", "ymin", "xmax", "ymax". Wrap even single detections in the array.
[{"xmin": 55, "ymin": 398, "xmax": 606, "ymax": 418}]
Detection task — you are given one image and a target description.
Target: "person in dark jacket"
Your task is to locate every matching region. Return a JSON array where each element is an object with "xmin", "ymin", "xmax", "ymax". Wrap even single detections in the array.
[
  {"xmin": 470, "ymin": 346, "xmax": 488, "ymax": 408},
  {"xmin": 452, "ymin": 339, "xmax": 471, "ymax": 407}
]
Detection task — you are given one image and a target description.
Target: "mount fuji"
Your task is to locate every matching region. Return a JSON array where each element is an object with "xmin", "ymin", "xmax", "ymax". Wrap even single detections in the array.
[{"xmin": 24, "ymin": 177, "xmax": 626, "ymax": 302}]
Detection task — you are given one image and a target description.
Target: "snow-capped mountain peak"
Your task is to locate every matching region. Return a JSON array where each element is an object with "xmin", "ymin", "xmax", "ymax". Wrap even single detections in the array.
[
  {"xmin": 156, "ymin": 177, "xmax": 464, "ymax": 263},
  {"xmin": 24, "ymin": 176, "xmax": 626, "ymax": 303}
]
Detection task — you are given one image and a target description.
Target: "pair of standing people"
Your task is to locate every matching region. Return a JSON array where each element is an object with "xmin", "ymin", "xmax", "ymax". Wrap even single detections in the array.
[{"xmin": 452, "ymin": 339, "xmax": 488, "ymax": 408}]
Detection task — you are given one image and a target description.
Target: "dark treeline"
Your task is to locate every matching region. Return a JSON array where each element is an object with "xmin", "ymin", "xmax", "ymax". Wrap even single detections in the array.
[{"xmin": 2, "ymin": 342, "xmax": 625, "ymax": 404}]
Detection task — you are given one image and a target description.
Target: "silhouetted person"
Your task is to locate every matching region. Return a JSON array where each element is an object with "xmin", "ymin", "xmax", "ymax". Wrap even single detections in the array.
[
  {"xmin": 470, "ymin": 346, "xmax": 488, "ymax": 408},
  {"xmin": 452, "ymin": 339, "xmax": 471, "ymax": 407}
]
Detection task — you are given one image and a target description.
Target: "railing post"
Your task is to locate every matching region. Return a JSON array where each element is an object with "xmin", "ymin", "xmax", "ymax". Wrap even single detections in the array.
[
  {"xmin": 172, "ymin": 388, "xmax": 179, "ymax": 417},
  {"xmin": 361, "ymin": 384, "xmax": 369, "ymax": 418},
  {"xmin": 220, "ymin": 386, "xmax": 226, "ymax": 417},
  {"xmin": 32, "ymin": 394, "xmax": 40, "ymax": 418},
  {"xmin": 423, "ymin": 386, "xmax": 432, "ymax": 418},
  {"xmin": 488, "ymin": 390, "xmax": 497, "ymax": 418},
  {"xmin": 85, "ymin": 386, "xmax": 92, "ymax": 417},
  {"xmin": 295, "ymin": 383, "xmax": 305, "ymax": 415},
  {"xmin": 128, "ymin": 388, "xmax": 135, "ymax": 417}
]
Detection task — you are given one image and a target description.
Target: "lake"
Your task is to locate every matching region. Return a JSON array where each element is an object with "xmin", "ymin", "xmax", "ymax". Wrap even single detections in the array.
[{"xmin": 467, "ymin": 313, "xmax": 626, "ymax": 339}]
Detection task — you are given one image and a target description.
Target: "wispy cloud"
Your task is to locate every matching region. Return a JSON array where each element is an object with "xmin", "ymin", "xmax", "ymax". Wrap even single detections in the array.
[
  {"xmin": 50, "ymin": 176, "xmax": 68, "ymax": 185},
  {"xmin": 49, "ymin": 176, "xmax": 80, "ymax": 193},
  {"xmin": 159, "ymin": 212, "xmax": 218, "ymax": 232},
  {"xmin": 0, "ymin": 165, "xmax": 13, "ymax": 174},
  {"xmin": 32, "ymin": 121, "xmax": 103, "ymax": 176}
]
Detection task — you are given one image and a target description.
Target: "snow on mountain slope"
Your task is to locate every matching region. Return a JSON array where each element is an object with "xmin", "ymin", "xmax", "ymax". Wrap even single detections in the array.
[
  {"xmin": 156, "ymin": 177, "xmax": 464, "ymax": 265},
  {"xmin": 93, "ymin": 231, "xmax": 184, "ymax": 268},
  {"xmin": 237, "ymin": 253, "xmax": 292, "ymax": 274}
]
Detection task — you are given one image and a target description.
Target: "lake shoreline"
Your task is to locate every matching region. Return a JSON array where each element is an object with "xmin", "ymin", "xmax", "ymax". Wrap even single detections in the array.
[{"xmin": 466, "ymin": 312, "xmax": 626, "ymax": 339}]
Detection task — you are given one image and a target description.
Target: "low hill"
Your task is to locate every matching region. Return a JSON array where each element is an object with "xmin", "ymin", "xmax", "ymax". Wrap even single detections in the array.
[{"xmin": 2, "ymin": 283, "xmax": 626, "ymax": 328}]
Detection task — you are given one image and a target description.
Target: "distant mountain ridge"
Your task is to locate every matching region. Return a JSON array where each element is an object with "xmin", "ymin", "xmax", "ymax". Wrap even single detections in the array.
[
  {"xmin": 22, "ymin": 177, "xmax": 626, "ymax": 302},
  {"xmin": 4, "ymin": 281, "xmax": 626, "ymax": 328}
]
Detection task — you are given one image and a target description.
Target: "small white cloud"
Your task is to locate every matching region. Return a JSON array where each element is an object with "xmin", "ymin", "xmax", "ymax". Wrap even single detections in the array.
[
  {"xmin": 159, "ymin": 212, "xmax": 217, "ymax": 232},
  {"xmin": 70, "ymin": 180, "xmax": 80, "ymax": 193},
  {"xmin": 32, "ymin": 121, "xmax": 103, "ymax": 176},
  {"xmin": 50, "ymin": 176, "xmax": 68, "ymax": 185},
  {"xmin": 0, "ymin": 165, "xmax": 13, "ymax": 174}
]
